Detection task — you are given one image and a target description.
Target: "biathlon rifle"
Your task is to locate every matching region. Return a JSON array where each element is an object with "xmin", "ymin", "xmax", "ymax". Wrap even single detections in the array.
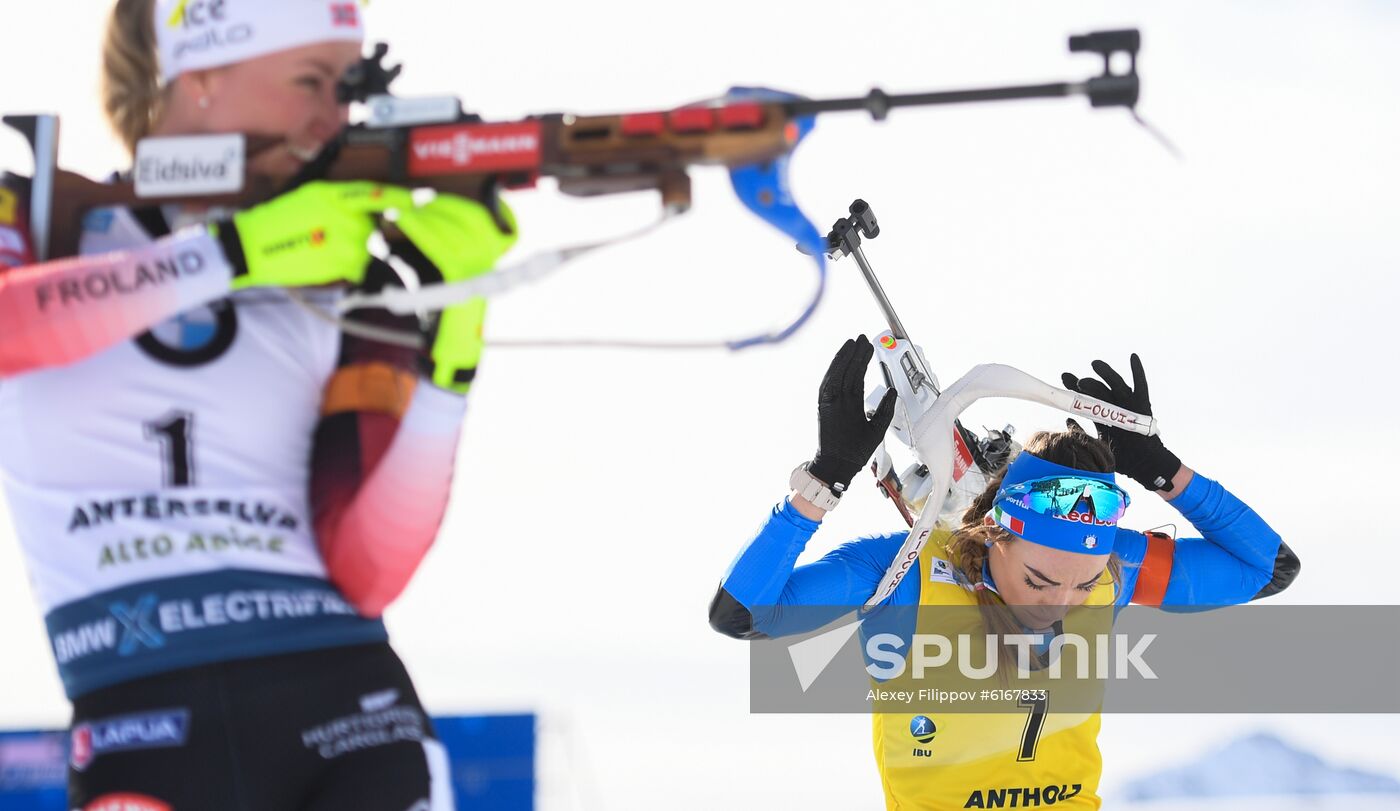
[
  {"xmin": 814, "ymin": 199, "xmax": 1160, "ymax": 607},
  {"xmin": 3, "ymin": 29, "xmax": 1144, "ymax": 350}
]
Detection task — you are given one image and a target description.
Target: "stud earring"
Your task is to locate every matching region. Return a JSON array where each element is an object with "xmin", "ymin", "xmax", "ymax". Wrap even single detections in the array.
[{"xmin": 197, "ymin": 96, "xmax": 210, "ymax": 109}]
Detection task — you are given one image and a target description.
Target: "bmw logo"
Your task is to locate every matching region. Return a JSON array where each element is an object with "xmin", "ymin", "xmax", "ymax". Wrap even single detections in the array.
[
  {"xmin": 136, "ymin": 299, "xmax": 238, "ymax": 367},
  {"xmin": 909, "ymin": 715, "xmax": 936, "ymax": 744}
]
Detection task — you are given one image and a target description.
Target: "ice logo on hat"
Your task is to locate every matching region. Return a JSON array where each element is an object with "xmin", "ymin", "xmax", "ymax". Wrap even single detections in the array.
[
  {"xmin": 165, "ymin": 0, "xmax": 235, "ymax": 31},
  {"xmin": 1082, "ymin": 535, "xmax": 1098, "ymax": 549}
]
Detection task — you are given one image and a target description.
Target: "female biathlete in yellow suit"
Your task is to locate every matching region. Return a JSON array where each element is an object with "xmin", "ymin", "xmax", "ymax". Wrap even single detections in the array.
[{"xmin": 710, "ymin": 336, "xmax": 1299, "ymax": 809}]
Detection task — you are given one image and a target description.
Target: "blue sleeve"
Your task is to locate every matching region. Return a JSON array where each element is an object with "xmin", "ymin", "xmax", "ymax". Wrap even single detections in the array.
[
  {"xmin": 1114, "ymin": 472, "xmax": 1284, "ymax": 610},
  {"xmin": 718, "ymin": 498, "xmax": 909, "ymax": 635}
]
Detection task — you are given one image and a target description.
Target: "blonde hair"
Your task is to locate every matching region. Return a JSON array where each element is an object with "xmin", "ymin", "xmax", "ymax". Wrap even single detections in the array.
[
  {"xmin": 944, "ymin": 429, "xmax": 1124, "ymax": 677},
  {"xmin": 101, "ymin": 0, "xmax": 164, "ymax": 155}
]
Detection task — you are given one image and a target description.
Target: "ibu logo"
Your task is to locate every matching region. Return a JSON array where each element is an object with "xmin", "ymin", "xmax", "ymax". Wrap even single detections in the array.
[{"xmin": 910, "ymin": 715, "xmax": 936, "ymax": 744}]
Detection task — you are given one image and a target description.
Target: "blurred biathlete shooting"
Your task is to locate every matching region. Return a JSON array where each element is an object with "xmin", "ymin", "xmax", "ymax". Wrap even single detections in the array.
[{"xmin": 0, "ymin": 0, "xmax": 514, "ymax": 808}]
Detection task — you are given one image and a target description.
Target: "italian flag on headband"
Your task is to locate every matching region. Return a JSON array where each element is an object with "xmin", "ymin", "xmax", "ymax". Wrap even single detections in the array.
[{"xmin": 992, "ymin": 506, "xmax": 1025, "ymax": 536}]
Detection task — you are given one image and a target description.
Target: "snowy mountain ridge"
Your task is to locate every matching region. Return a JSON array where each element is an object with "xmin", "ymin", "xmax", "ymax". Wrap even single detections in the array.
[{"xmin": 1120, "ymin": 730, "xmax": 1400, "ymax": 802}]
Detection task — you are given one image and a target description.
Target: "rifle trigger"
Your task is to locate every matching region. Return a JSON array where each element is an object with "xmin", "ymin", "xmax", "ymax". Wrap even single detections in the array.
[{"xmin": 481, "ymin": 177, "xmax": 514, "ymax": 236}]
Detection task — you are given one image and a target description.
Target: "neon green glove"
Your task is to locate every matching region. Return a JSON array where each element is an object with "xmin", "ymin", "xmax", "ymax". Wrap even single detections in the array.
[
  {"xmin": 425, "ymin": 302, "xmax": 489, "ymax": 392},
  {"xmin": 392, "ymin": 193, "xmax": 518, "ymax": 283},
  {"xmin": 392, "ymin": 194, "xmax": 518, "ymax": 393},
  {"xmin": 217, "ymin": 181, "xmax": 414, "ymax": 290}
]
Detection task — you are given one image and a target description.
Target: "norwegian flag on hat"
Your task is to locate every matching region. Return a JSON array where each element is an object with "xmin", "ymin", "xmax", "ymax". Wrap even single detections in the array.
[{"xmin": 330, "ymin": 2, "xmax": 359, "ymax": 27}]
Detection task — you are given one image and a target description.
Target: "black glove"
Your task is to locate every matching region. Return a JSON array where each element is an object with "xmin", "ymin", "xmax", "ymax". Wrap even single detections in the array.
[
  {"xmin": 1061, "ymin": 353, "xmax": 1182, "ymax": 492},
  {"xmin": 807, "ymin": 336, "xmax": 899, "ymax": 492}
]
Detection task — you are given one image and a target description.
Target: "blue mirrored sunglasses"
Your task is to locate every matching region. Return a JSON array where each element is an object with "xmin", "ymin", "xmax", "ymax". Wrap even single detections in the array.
[{"xmin": 996, "ymin": 476, "xmax": 1130, "ymax": 524}]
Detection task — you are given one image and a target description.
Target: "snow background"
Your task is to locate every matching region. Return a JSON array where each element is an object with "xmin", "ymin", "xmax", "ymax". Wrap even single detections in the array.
[{"xmin": 2, "ymin": 1, "xmax": 1398, "ymax": 808}]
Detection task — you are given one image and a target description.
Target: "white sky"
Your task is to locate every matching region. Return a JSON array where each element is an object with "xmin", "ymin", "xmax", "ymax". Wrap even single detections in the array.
[{"xmin": 2, "ymin": 1, "xmax": 1399, "ymax": 808}]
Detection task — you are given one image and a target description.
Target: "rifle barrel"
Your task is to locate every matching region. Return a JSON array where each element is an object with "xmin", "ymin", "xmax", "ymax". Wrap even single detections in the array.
[
  {"xmin": 848, "ymin": 243, "xmax": 911, "ymax": 341},
  {"xmin": 786, "ymin": 81, "xmax": 1080, "ymax": 119}
]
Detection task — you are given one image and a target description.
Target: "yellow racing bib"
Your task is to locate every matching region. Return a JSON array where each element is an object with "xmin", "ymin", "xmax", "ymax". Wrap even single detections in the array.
[{"xmin": 871, "ymin": 532, "xmax": 1116, "ymax": 810}]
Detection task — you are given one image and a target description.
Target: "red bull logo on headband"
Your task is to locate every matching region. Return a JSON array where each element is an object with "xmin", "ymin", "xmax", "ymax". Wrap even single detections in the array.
[{"xmin": 1055, "ymin": 509, "xmax": 1116, "ymax": 527}]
